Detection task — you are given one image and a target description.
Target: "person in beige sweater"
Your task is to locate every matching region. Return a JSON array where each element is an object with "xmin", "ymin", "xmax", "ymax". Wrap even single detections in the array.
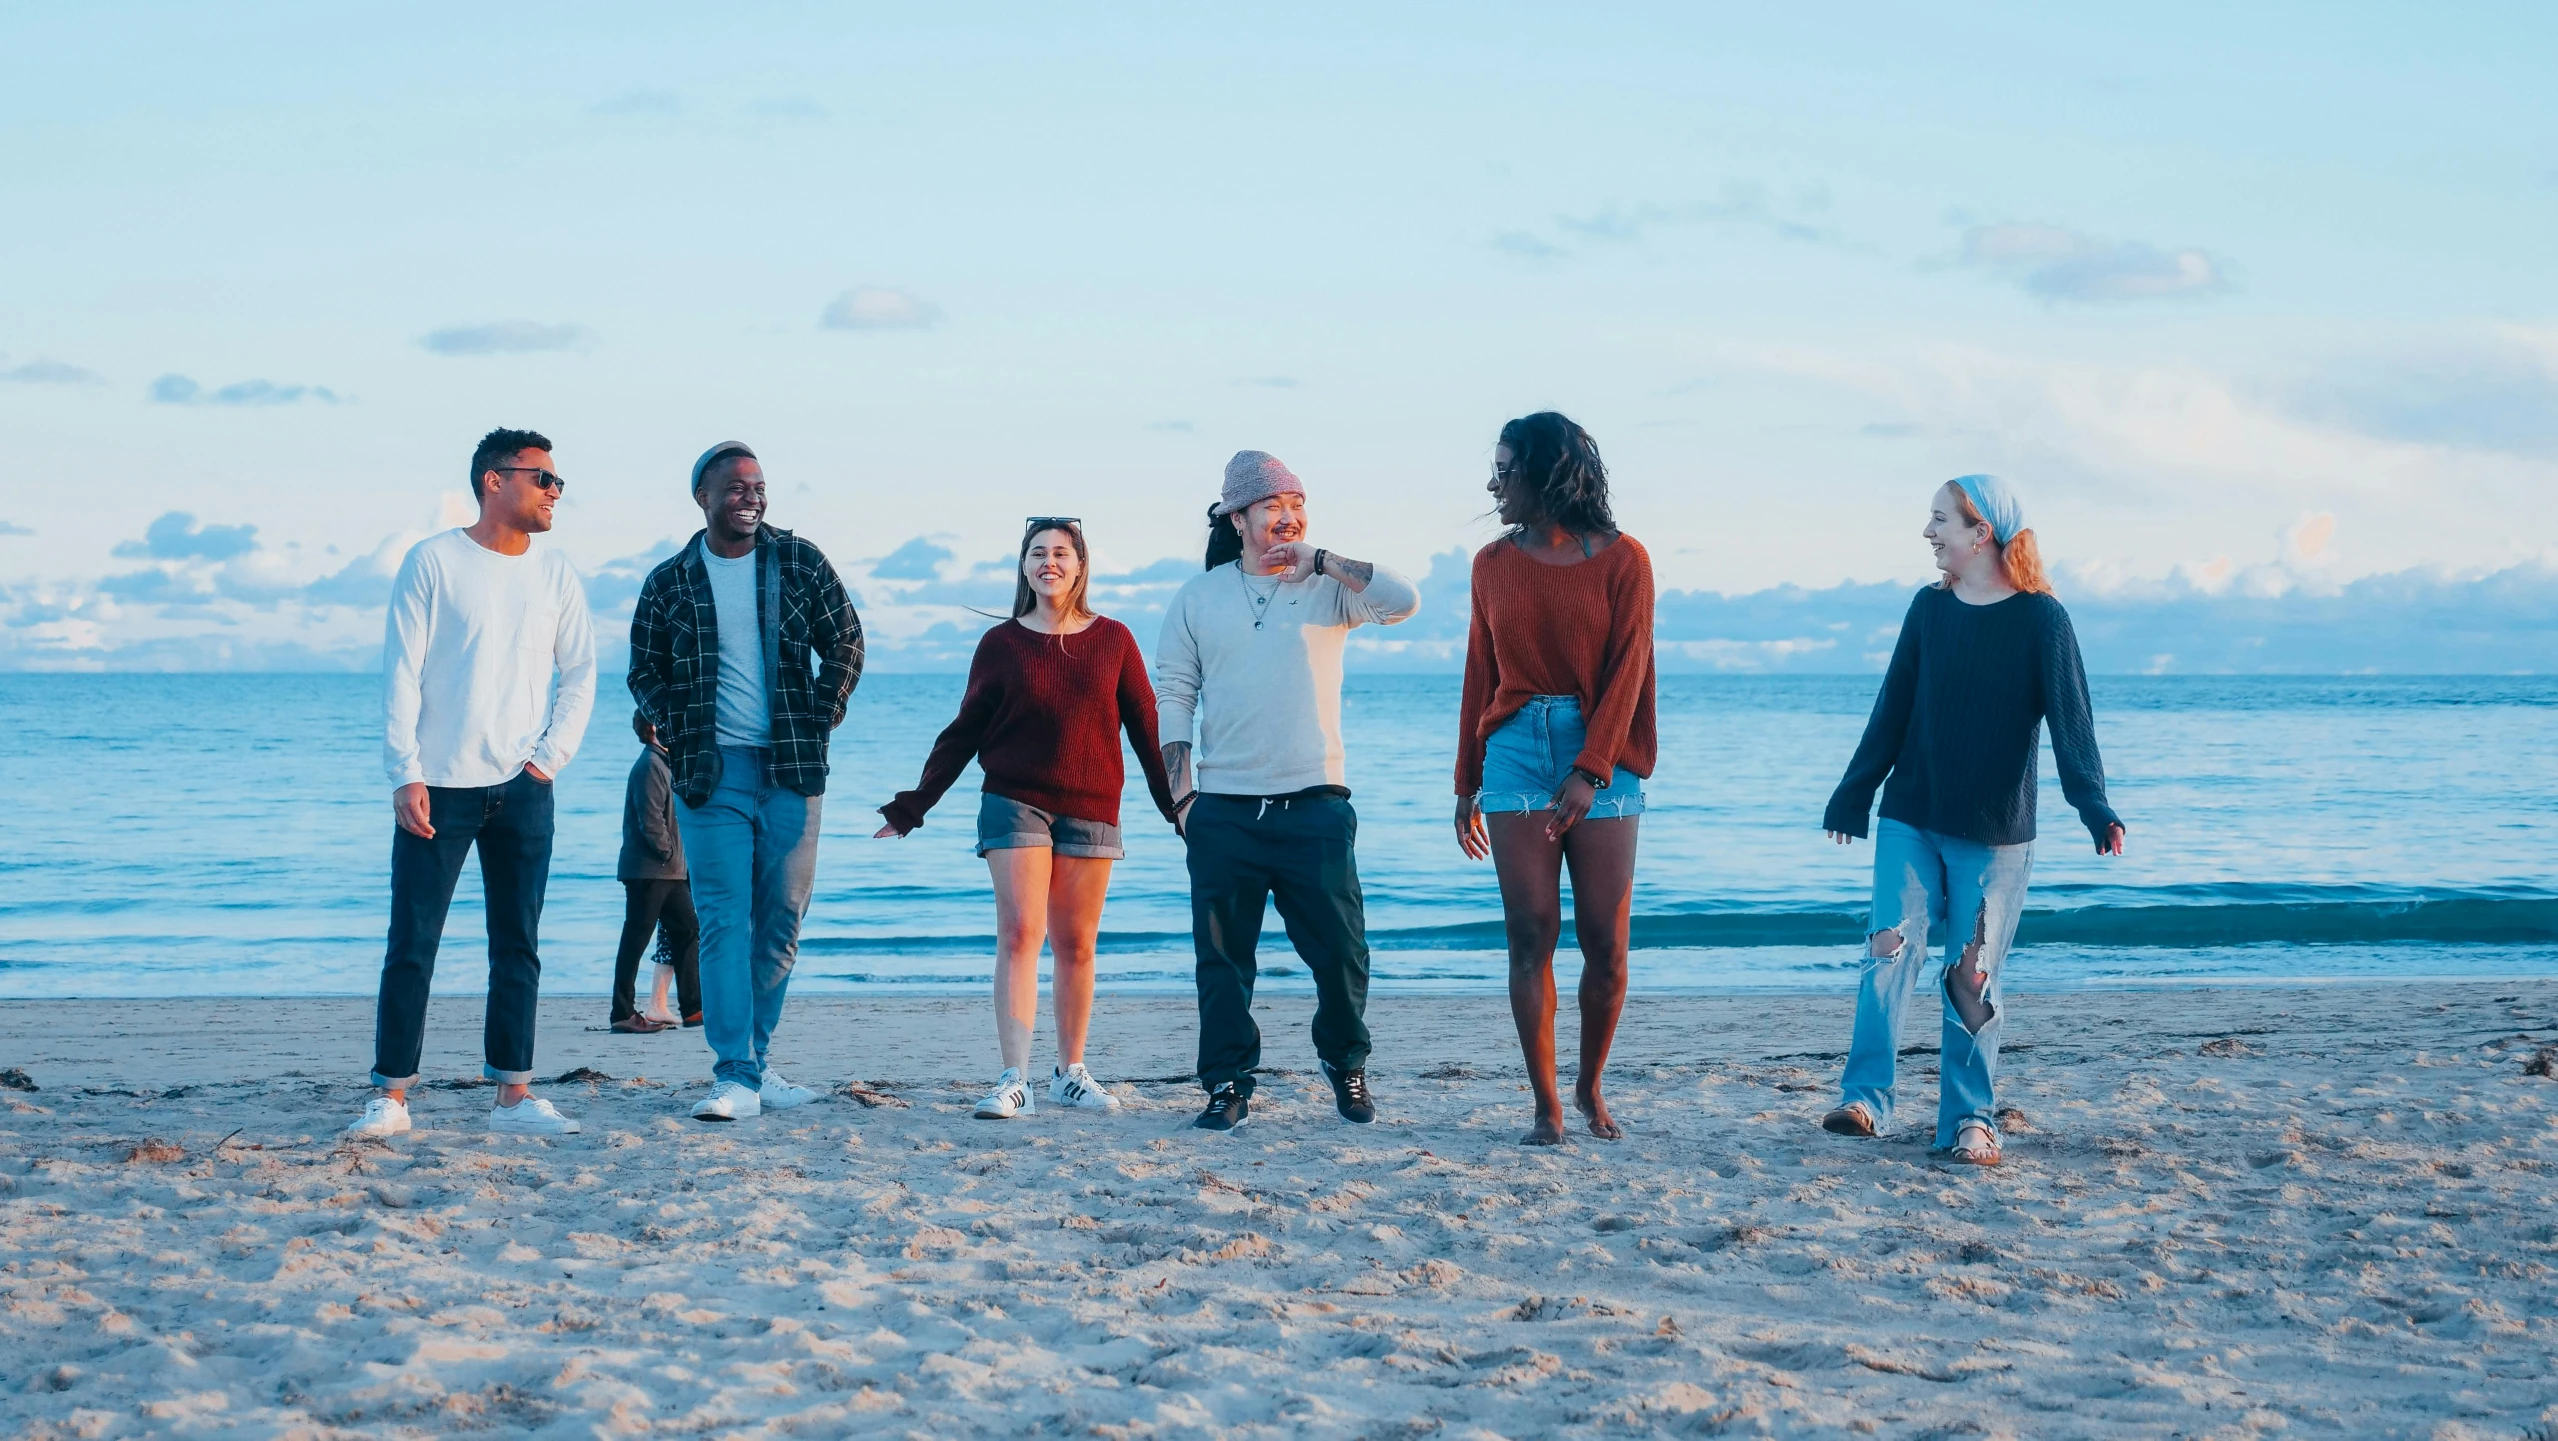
[{"xmin": 1153, "ymin": 450, "xmax": 1419, "ymax": 1133}]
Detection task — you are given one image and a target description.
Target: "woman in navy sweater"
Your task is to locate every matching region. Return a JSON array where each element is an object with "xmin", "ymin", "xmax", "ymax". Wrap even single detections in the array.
[
  {"xmin": 875, "ymin": 521, "xmax": 1180, "ymax": 1120},
  {"xmin": 1819, "ymin": 475, "xmax": 2126, "ymax": 1165}
]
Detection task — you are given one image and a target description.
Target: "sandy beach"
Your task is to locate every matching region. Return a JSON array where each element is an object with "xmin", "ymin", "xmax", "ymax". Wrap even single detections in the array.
[{"xmin": 4, "ymin": 982, "xmax": 2555, "ymax": 1438}]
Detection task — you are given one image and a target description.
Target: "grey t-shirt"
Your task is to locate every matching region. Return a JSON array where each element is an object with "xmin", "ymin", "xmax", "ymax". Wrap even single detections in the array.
[{"xmin": 701, "ymin": 547, "xmax": 771, "ymax": 747}]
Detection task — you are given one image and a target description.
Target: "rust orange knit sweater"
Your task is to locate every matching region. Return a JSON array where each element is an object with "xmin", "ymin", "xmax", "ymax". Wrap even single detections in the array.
[{"xmin": 1455, "ymin": 533, "xmax": 1657, "ymax": 795}]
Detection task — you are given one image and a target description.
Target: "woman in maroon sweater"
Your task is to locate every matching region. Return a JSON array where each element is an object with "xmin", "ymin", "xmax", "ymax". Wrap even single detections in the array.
[{"xmin": 875, "ymin": 521, "xmax": 1179, "ymax": 1120}]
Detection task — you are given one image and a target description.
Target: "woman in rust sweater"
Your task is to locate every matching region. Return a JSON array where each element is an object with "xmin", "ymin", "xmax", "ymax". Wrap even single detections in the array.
[
  {"xmin": 875, "ymin": 520, "xmax": 1179, "ymax": 1120},
  {"xmin": 1454, "ymin": 412, "xmax": 1657, "ymax": 1145}
]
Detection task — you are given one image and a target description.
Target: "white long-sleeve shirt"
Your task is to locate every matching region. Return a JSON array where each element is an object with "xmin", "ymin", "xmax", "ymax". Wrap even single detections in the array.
[
  {"xmin": 382, "ymin": 528, "xmax": 597, "ymax": 789},
  {"xmin": 1154, "ymin": 560, "xmax": 1420, "ymax": 796}
]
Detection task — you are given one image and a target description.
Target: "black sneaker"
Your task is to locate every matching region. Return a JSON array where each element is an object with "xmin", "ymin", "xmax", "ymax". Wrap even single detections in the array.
[
  {"xmin": 1194, "ymin": 1083, "xmax": 1250, "ymax": 1132},
  {"xmin": 1324, "ymin": 1063, "xmax": 1375, "ymax": 1124}
]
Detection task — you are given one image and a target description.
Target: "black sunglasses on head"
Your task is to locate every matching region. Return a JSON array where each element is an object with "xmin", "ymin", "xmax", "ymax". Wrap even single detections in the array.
[
  {"xmin": 1024, "ymin": 515, "xmax": 1082, "ymax": 530},
  {"xmin": 492, "ymin": 466, "xmax": 567, "ymax": 494}
]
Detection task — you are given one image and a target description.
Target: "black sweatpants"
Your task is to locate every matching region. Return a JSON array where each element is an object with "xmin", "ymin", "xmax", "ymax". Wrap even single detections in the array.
[
  {"xmin": 612, "ymin": 879, "xmax": 702, "ymax": 1022},
  {"xmin": 1185, "ymin": 792, "xmax": 1372, "ymax": 1096}
]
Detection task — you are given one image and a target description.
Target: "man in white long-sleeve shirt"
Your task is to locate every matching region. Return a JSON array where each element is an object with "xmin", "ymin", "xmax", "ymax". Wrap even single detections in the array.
[
  {"xmin": 347, "ymin": 427, "xmax": 597, "ymax": 1139},
  {"xmin": 1155, "ymin": 450, "xmax": 1420, "ymax": 1133}
]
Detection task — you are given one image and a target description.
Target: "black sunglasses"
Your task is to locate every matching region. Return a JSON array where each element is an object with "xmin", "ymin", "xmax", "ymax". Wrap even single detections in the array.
[
  {"xmin": 1024, "ymin": 515, "xmax": 1082, "ymax": 530},
  {"xmin": 493, "ymin": 466, "xmax": 567, "ymax": 494}
]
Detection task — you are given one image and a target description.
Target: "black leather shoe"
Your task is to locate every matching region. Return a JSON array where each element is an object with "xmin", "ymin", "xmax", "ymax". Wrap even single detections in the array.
[
  {"xmin": 1194, "ymin": 1083, "xmax": 1250, "ymax": 1132},
  {"xmin": 1324, "ymin": 1063, "xmax": 1375, "ymax": 1124}
]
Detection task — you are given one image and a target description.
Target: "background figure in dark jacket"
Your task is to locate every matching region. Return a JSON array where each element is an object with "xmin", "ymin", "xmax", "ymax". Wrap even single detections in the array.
[
  {"xmin": 1819, "ymin": 474, "xmax": 2126, "ymax": 1168},
  {"xmin": 613, "ymin": 737, "xmax": 700, "ymax": 1032}
]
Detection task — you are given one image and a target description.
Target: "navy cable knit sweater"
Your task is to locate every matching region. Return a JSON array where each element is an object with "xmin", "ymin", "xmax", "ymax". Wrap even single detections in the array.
[{"xmin": 1822, "ymin": 586, "xmax": 2122, "ymax": 850}]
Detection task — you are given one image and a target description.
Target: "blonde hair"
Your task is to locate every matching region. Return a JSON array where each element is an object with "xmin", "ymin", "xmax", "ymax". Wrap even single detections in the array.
[{"xmin": 1949, "ymin": 488, "xmax": 2053, "ymax": 596}]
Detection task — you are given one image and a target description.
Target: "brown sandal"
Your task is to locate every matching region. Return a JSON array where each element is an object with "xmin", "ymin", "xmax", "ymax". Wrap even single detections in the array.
[
  {"xmin": 610, "ymin": 1014, "xmax": 669, "ymax": 1034},
  {"xmin": 1946, "ymin": 1119, "xmax": 2002, "ymax": 1166},
  {"xmin": 1820, "ymin": 1102, "xmax": 1878, "ymax": 1137}
]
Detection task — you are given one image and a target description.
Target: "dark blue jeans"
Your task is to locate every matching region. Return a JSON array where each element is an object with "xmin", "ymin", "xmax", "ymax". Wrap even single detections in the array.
[
  {"xmin": 370, "ymin": 770, "xmax": 555, "ymax": 1089},
  {"xmin": 1185, "ymin": 792, "xmax": 1373, "ymax": 1096}
]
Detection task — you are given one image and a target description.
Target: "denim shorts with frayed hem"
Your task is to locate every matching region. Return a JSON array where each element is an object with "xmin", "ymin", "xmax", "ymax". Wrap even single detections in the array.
[
  {"xmin": 1474, "ymin": 694, "xmax": 1645, "ymax": 818},
  {"xmin": 975, "ymin": 791, "xmax": 1125, "ymax": 860}
]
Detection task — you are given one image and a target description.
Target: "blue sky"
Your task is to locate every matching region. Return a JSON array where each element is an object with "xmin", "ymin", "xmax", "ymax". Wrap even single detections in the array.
[{"xmin": 3, "ymin": 3, "xmax": 2553, "ymax": 669}]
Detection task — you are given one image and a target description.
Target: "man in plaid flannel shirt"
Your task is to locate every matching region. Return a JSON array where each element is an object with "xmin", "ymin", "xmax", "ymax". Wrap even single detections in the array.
[{"xmin": 629, "ymin": 440, "xmax": 863, "ymax": 1121}]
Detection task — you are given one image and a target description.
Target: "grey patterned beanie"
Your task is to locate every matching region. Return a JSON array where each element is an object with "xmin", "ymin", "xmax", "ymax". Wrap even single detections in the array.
[{"xmin": 1214, "ymin": 450, "xmax": 1304, "ymax": 517}]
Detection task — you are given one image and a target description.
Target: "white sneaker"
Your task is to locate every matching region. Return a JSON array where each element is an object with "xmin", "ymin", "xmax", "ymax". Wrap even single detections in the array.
[
  {"xmin": 488, "ymin": 1094, "xmax": 581, "ymax": 1135},
  {"xmin": 345, "ymin": 1095, "xmax": 411, "ymax": 1137},
  {"xmin": 760, "ymin": 1068, "xmax": 815, "ymax": 1111},
  {"xmin": 692, "ymin": 1080, "xmax": 761, "ymax": 1122},
  {"xmin": 974, "ymin": 1067, "xmax": 1035, "ymax": 1119},
  {"xmin": 1050, "ymin": 1062, "xmax": 1122, "ymax": 1111}
]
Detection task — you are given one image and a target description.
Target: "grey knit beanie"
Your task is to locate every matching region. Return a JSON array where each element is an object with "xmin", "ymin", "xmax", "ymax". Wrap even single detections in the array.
[
  {"xmin": 691, "ymin": 440, "xmax": 757, "ymax": 496},
  {"xmin": 1214, "ymin": 450, "xmax": 1304, "ymax": 518}
]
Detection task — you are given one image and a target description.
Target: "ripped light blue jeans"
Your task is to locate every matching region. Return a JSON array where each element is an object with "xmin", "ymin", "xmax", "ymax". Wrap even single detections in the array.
[{"xmin": 1838, "ymin": 819, "xmax": 2033, "ymax": 1148}]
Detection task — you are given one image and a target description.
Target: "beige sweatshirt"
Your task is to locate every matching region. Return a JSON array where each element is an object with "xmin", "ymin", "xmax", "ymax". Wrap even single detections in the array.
[{"xmin": 1152, "ymin": 560, "xmax": 1420, "ymax": 797}]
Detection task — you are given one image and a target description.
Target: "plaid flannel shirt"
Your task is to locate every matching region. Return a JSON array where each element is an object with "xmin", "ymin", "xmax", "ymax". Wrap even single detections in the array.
[{"xmin": 627, "ymin": 525, "xmax": 864, "ymax": 804}]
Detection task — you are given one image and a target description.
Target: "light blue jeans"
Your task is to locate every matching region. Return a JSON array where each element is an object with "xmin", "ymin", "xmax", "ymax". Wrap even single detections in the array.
[
  {"xmin": 1838, "ymin": 819, "xmax": 2033, "ymax": 1148},
  {"xmin": 674, "ymin": 746, "xmax": 821, "ymax": 1090}
]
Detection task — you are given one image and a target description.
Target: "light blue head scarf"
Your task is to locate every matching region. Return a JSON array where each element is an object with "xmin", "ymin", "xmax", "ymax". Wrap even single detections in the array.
[{"xmin": 1949, "ymin": 473, "xmax": 2025, "ymax": 545}]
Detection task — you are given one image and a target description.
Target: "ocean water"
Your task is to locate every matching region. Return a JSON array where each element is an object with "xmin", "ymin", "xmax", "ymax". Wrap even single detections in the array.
[{"xmin": 0, "ymin": 673, "xmax": 2551, "ymax": 999}]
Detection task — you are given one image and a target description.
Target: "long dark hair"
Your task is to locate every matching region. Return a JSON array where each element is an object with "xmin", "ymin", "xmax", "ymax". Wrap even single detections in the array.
[
  {"xmin": 1203, "ymin": 502, "xmax": 1244, "ymax": 570},
  {"xmin": 1011, "ymin": 523, "xmax": 1095, "ymax": 625},
  {"xmin": 1496, "ymin": 411, "xmax": 1614, "ymax": 535}
]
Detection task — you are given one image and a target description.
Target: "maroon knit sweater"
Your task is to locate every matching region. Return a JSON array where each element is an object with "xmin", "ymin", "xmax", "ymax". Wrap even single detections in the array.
[{"xmin": 880, "ymin": 617, "xmax": 1179, "ymax": 834}]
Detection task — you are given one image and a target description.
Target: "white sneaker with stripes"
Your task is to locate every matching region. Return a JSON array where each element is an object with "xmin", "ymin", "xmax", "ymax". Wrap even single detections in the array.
[
  {"xmin": 1049, "ymin": 1062, "xmax": 1122, "ymax": 1111},
  {"xmin": 974, "ymin": 1066, "xmax": 1035, "ymax": 1119}
]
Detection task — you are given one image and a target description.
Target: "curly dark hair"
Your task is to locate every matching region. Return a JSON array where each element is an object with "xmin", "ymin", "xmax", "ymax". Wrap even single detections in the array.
[
  {"xmin": 1496, "ymin": 411, "xmax": 1613, "ymax": 535},
  {"xmin": 468, "ymin": 426, "xmax": 553, "ymax": 500}
]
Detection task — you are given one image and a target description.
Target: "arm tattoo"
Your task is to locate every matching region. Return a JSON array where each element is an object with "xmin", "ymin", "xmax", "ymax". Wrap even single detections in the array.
[
  {"xmin": 1322, "ymin": 555, "xmax": 1375, "ymax": 591},
  {"xmin": 1163, "ymin": 741, "xmax": 1194, "ymax": 801}
]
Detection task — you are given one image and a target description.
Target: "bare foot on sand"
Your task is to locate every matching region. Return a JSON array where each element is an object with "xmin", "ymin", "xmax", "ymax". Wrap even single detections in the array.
[
  {"xmin": 1576, "ymin": 1087, "xmax": 1623, "ymax": 1140},
  {"xmin": 1521, "ymin": 1111, "xmax": 1568, "ymax": 1145}
]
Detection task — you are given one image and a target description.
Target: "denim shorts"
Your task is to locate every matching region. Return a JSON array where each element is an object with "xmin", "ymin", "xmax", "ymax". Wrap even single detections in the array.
[
  {"xmin": 976, "ymin": 791, "xmax": 1125, "ymax": 860},
  {"xmin": 1475, "ymin": 695, "xmax": 1645, "ymax": 818}
]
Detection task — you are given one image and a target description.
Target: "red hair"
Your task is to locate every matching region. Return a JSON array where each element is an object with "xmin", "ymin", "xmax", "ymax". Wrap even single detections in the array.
[{"xmin": 1950, "ymin": 488, "xmax": 2053, "ymax": 596}]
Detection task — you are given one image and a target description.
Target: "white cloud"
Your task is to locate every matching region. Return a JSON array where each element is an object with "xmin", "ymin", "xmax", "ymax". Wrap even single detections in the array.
[
  {"xmin": 1951, "ymin": 222, "xmax": 2231, "ymax": 303},
  {"xmin": 1500, "ymin": 182, "xmax": 1843, "ymax": 261},
  {"xmin": 0, "ymin": 358, "xmax": 103, "ymax": 384},
  {"xmin": 419, "ymin": 321, "xmax": 597, "ymax": 356},
  {"xmin": 819, "ymin": 287, "xmax": 943, "ymax": 331},
  {"xmin": 150, "ymin": 375, "xmax": 343, "ymax": 406},
  {"xmin": 112, "ymin": 512, "xmax": 259, "ymax": 561},
  {"xmin": 1492, "ymin": 230, "xmax": 1570, "ymax": 261},
  {"xmin": 2281, "ymin": 324, "xmax": 2558, "ymax": 457}
]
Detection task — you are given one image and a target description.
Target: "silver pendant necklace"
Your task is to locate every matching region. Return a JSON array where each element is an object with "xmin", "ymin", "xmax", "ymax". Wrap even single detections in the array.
[{"xmin": 1238, "ymin": 564, "xmax": 1293, "ymax": 632}]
